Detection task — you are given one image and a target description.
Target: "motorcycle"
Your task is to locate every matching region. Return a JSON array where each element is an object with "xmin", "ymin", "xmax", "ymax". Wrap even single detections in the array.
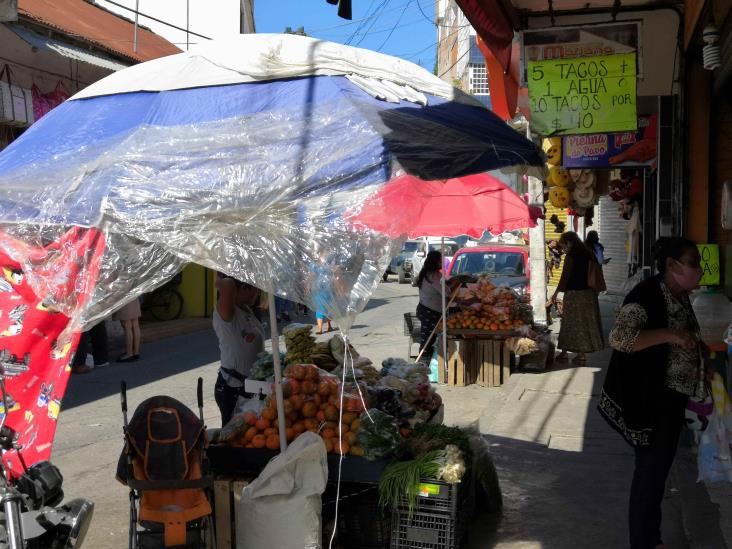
[{"xmin": 0, "ymin": 376, "xmax": 93, "ymax": 548}]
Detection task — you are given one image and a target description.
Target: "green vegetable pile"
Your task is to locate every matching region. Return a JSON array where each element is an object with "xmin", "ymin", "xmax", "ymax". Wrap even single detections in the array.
[
  {"xmin": 283, "ymin": 323, "xmax": 316, "ymax": 364},
  {"xmin": 406, "ymin": 423, "xmax": 471, "ymax": 459},
  {"xmin": 378, "ymin": 450, "xmax": 445, "ymax": 517},
  {"xmin": 356, "ymin": 409, "xmax": 400, "ymax": 461}
]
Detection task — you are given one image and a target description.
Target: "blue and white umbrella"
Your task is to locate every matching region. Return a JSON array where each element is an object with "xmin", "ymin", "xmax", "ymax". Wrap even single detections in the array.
[{"xmin": 0, "ymin": 34, "xmax": 544, "ymax": 326}]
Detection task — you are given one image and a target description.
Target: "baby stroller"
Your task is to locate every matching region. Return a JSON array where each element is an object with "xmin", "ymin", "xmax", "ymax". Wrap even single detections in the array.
[{"xmin": 117, "ymin": 378, "xmax": 215, "ymax": 549}]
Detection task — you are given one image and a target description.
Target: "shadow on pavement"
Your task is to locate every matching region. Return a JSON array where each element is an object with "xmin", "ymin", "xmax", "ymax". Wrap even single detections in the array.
[{"xmin": 62, "ymin": 329, "xmax": 220, "ymax": 410}]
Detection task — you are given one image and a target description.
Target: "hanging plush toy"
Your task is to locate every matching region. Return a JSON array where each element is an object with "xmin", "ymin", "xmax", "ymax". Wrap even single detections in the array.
[
  {"xmin": 543, "ymin": 137, "xmax": 562, "ymax": 166},
  {"xmin": 549, "ymin": 186, "xmax": 570, "ymax": 208},
  {"xmin": 547, "ymin": 166, "xmax": 570, "ymax": 187},
  {"xmin": 573, "ymin": 186, "xmax": 595, "ymax": 209}
]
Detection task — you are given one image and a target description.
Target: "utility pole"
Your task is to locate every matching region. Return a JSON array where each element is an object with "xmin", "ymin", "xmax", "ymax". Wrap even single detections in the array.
[
  {"xmin": 133, "ymin": 0, "xmax": 139, "ymax": 52},
  {"xmin": 240, "ymin": 0, "xmax": 255, "ymax": 34}
]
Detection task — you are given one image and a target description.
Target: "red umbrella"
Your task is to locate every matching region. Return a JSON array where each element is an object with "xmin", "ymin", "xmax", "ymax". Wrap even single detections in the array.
[{"xmin": 349, "ymin": 172, "xmax": 536, "ymax": 239}]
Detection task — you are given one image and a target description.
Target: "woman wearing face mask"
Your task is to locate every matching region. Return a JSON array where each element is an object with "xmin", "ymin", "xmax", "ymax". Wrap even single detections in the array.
[{"xmin": 598, "ymin": 237, "xmax": 705, "ymax": 549}]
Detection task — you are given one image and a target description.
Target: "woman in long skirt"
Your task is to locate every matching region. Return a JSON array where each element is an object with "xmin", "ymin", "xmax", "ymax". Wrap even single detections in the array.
[{"xmin": 548, "ymin": 232, "xmax": 604, "ymax": 365}]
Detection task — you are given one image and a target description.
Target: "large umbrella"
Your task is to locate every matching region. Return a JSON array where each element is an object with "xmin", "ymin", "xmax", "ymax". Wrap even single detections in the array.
[
  {"xmin": 0, "ymin": 34, "xmax": 543, "ymax": 459},
  {"xmin": 350, "ymin": 172, "xmax": 536, "ymax": 372}
]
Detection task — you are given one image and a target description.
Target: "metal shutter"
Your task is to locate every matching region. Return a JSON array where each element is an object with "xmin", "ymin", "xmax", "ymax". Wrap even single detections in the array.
[{"xmin": 596, "ymin": 196, "xmax": 629, "ymax": 295}]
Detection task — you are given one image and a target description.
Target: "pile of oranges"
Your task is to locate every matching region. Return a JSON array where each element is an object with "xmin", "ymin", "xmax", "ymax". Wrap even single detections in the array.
[
  {"xmin": 228, "ymin": 363, "xmax": 368, "ymax": 455},
  {"xmin": 446, "ymin": 308, "xmax": 525, "ymax": 331}
]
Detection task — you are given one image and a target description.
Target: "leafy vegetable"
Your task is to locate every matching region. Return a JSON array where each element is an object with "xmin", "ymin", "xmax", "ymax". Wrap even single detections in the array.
[
  {"xmin": 407, "ymin": 423, "xmax": 471, "ymax": 459},
  {"xmin": 378, "ymin": 449, "xmax": 445, "ymax": 517},
  {"xmin": 356, "ymin": 409, "xmax": 401, "ymax": 460}
]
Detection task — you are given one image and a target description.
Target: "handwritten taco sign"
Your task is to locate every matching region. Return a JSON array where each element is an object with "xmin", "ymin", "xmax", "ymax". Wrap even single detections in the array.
[{"xmin": 528, "ymin": 53, "xmax": 637, "ymax": 136}]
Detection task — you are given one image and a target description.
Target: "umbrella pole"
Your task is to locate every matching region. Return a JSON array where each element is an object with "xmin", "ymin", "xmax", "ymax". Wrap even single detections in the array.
[
  {"xmin": 267, "ymin": 292, "xmax": 288, "ymax": 452},
  {"xmin": 440, "ymin": 238, "xmax": 448, "ymax": 381}
]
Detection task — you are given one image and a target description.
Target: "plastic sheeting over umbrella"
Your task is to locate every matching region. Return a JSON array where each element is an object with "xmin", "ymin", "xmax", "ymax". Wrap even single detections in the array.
[
  {"xmin": 348, "ymin": 172, "xmax": 536, "ymax": 239},
  {"xmin": 0, "ymin": 34, "xmax": 544, "ymax": 329}
]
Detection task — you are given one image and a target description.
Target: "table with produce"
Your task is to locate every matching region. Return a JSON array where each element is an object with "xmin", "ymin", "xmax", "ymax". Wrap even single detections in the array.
[
  {"xmin": 206, "ymin": 323, "xmax": 494, "ymax": 548},
  {"xmin": 440, "ymin": 276, "xmax": 555, "ymax": 385}
]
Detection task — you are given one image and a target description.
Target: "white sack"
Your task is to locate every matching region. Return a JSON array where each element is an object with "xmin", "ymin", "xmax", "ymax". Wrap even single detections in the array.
[{"xmin": 236, "ymin": 431, "xmax": 328, "ymax": 549}]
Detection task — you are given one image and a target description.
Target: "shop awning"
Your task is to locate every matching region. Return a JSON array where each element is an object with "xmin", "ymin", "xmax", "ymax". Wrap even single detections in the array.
[
  {"xmin": 6, "ymin": 23, "xmax": 128, "ymax": 72},
  {"xmin": 455, "ymin": 0, "xmax": 516, "ymax": 71}
]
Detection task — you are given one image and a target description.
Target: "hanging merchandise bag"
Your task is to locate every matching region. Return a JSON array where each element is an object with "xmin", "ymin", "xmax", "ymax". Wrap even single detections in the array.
[
  {"xmin": 236, "ymin": 431, "xmax": 328, "ymax": 549},
  {"xmin": 697, "ymin": 373, "xmax": 732, "ymax": 483}
]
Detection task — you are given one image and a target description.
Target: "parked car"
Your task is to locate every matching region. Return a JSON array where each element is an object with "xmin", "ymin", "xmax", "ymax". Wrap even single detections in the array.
[
  {"xmin": 446, "ymin": 244, "xmax": 530, "ymax": 295},
  {"xmin": 395, "ymin": 238, "xmax": 461, "ymax": 285},
  {"xmin": 383, "ymin": 240, "xmax": 421, "ymax": 281}
]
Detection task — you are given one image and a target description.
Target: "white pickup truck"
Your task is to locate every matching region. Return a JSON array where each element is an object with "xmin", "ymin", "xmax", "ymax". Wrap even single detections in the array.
[{"xmin": 395, "ymin": 237, "xmax": 461, "ymax": 285}]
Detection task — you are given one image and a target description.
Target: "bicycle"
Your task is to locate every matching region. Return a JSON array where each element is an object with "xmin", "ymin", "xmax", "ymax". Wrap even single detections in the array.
[{"xmin": 141, "ymin": 273, "xmax": 184, "ymax": 321}]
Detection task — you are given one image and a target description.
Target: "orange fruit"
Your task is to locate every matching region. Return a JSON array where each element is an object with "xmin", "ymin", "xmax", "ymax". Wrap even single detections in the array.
[
  {"xmin": 350, "ymin": 418, "xmax": 361, "ymax": 432},
  {"xmin": 265, "ymin": 434, "xmax": 280, "ymax": 450},
  {"xmin": 243, "ymin": 411, "xmax": 257, "ymax": 426},
  {"xmin": 317, "ymin": 383, "xmax": 331, "ymax": 397},
  {"xmin": 303, "ymin": 418, "xmax": 319, "ymax": 432},
  {"xmin": 289, "ymin": 394, "xmax": 303, "ymax": 411},
  {"xmin": 313, "ymin": 394, "xmax": 323, "ymax": 407},
  {"xmin": 323, "ymin": 438, "xmax": 334, "ymax": 453},
  {"xmin": 342, "ymin": 412, "xmax": 357, "ymax": 425},
  {"xmin": 263, "ymin": 427, "xmax": 277, "ymax": 437},
  {"xmin": 302, "ymin": 402, "xmax": 318, "ymax": 418},
  {"xmin": 339, "ymin": 423, "xmax": 350, "ymax": 434},
  {"xmin": 324, "ymin": 405, "xmax": 339, "ymax": 422},
  {"xmin": 321, "ymin": 428, "xmax": 336, "ymax": 439},
  {"xmin": 252, "ymin": 434, "xmax": 266, "ymax": 448},
  {"xmin": 244, "ymin": 426, "xmax": 258, "ymax": 442},
  {"xmin": 292, "ymin": 421, "xmax": 306, "ymax": 435},
  {"xmin": 333, "ymin": 440, "xmax": 350, "ymax": 455},
  {"xmin": 301, "ymin": 380, "xmax": 317, "ymax": 395},
  {"xmin": 290, "ymin": 364, "xmax": 306, "ymax": 381},
  {"xmin": 345, "ymin": 432, "xmax": 358, "ymax": 446},
  {"xmin": 316, "ymin": 410, "xmax": 326, "ymax": 422},
  {"xmin": 288, "ymin": 379, "xmax": 301, "ymax": 395},
  {"xmin": 285, "ymin": 427, "xmax": 296, "ymax": 442},
  {"xmin": 255, "ymin": 418, "xmax": 271, "ymax": 432},
  {"xmin": 304, "ymin": 365, "xmax": 319, "ymax": 381},
  {"xmin": 261, "ymin": 408, "xmax": 276, "ymax": 421}
]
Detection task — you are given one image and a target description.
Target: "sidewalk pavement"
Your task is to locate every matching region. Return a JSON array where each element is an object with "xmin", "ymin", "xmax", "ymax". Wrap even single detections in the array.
[{"xmin": 443, "ymin": 299, "xmax": 731, "ymax": 549}]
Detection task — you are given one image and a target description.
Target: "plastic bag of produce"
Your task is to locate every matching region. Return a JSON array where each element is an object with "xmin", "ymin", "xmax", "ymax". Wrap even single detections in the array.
[
  {"xmin": 697, "ymin": 373, "xmax": 732, "ymax": 483},
  {"xmin": 236, "ymin": 432, "xmax": 328, "ymax": 549},
  {"xmin": 233, "ymin": 394, "xmax": 265, "ymax": 417},
  {"xmin": 357, "ymin": 408, "xmax": 401, "ymax": 460}
]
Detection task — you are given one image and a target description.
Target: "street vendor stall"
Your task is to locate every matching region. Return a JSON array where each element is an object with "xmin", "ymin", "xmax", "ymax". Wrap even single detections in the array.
[
  {"xmin": 440, "ymin": 276, "xmax": 553, "ymax": 386},
  {"xmin": 0, "ymin": 33, "xmax": 544, "ymax": 549}
]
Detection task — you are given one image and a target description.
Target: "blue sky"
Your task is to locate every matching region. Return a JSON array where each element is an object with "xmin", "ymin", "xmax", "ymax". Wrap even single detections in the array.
[
  {"xmin": 254, "ymin": 1, "xmax": 438, "ymax": 70},
  {"xmin": 96, "ymin": 0, "xmax": 438, "ymax": 70}
]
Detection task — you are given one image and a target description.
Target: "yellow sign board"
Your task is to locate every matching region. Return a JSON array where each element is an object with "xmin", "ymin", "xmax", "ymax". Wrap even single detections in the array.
[
  {"xmin": 528, "ymin": 53, "xmax": 637, "ymax": 136},
  {"xmin": 698, "ymin": 244, "xmax": 720, "ymax": 286}
]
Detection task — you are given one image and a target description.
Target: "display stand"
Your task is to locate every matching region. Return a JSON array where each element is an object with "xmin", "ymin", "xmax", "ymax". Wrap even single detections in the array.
[
  {"xmin": 437, "ymin": 329, "xmax": 516, "ymax": 387},
  {"xmin": 213, "ymin": 476, "xmax": 252, "ymax": 549}
]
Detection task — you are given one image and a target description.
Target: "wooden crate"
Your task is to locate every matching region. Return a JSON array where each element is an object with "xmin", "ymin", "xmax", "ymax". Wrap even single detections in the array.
[
  {"xmin": 214, "ymin": 477, "xmax": 252, "ymax": 549},
  {"xmin": 438, "ymin": 337, "xmax": 513, "ymax": 387}
]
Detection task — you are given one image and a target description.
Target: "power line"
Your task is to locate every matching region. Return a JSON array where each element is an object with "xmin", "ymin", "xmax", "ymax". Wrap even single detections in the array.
[
  {"xmin": 438, "ymin": 47, "xmax": 470, "ymax": 77},
  {"xmin": 309, "ymin": 0, "xmax": 415, "ymax": 33},
  {"xmin": 376, "ymin": 0, "xmax": 413, "ymax": 51},
  {"xmin": 96, "ymin": 0, "xmax": 212, "ymax": 40},
  {"xmin": 354, "ymin": 0, "xmax": 392, "ymax": 46}
]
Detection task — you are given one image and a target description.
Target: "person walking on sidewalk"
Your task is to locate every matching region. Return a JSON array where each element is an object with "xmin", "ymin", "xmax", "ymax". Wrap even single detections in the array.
[
  {"xmin": 598, "ymin": 237, "xmax": 707, "ymax": 549},
  {"xmin": 547, "ymin": 232, "xmax": 604, "ymax": 365},
  {"xmin": 71, "ymin": 320, "xmax": 109, "ymax": 374},
  {"xmin": 113, "ymin": 298, "xmax": 141, "ymax": 362},
  {"xmin": 213, "ymin": 274, "xmax": 264, "ymax": 426}
]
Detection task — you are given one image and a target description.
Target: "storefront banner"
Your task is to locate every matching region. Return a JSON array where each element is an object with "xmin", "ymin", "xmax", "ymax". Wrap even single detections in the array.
[
  {"xmin": 562, "ymin": 115, "xmax": 657, "ymax": 168},
  {"xmin": 528, "ymin": 52, "xmax": 637, "ymax": 136},
  {"xmin": 698, "ymin": 244, "xmax": 720, "ymax": 286}
]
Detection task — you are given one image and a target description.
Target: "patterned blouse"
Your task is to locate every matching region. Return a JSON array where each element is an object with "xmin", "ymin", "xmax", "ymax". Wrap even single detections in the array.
[{"xmin": 609, "ymin": 282, "xmax": 704, "ymax": 398}]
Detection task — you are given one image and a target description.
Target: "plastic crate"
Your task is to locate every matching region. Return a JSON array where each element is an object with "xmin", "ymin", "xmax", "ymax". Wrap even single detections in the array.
[
  {"xmin": 335, "ymin": 484, "xmax": 391, "ymax": 549},
  {"xmin": 390, "ymin": 477, "xmax": 474, "ymax": 549}
]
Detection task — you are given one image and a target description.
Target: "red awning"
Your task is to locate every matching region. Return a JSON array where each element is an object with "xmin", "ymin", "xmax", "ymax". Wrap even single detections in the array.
[{"xmin": 455, "ymin": 0, "xmax": 515, "ymax": 71}]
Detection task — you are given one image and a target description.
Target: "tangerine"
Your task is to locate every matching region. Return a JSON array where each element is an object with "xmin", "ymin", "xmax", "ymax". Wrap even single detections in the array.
[
  {"xmin": 323, "ymin": 438, "xmax": 334, "ymax": 453},
  {"xmin": 289, "ymin": 394, "xmax": 303, "ymax": 411},
  {"xmin": 263, "ymin": 427, "xmax": 277, "ymax": 437},
  {"xmin": 261, "ymin": 408, "xmax": 276, "ymax": 421},
  {"xmin": 292, "ymin": 421, "xmax": 306, "ymax": 435},
  {"xmin": 288, "ymin": 379, "xmax": 301, "ymax": 395},
  {"xmin": 301, "ymin": 380, "xmax": 317, "ymax": 395},
  {"xmin": 243, "ymin": 411, "xmax": 257, "ymax": 426},
  {"xmin": 350, "ymin": 418, "xmax": 361, "ymax": 432},
  {"xmin": 302, "ymin": 402, "xmax": 318, "ymax": 418},
  {"xmin": 324, "ymin": 405, "xmax": 339, "ymax": 422},
  {"xmin": 244, "ymin": 426, "xmax": 258, "ymax": 442},
  {"xmin": 303, "ymin": 418, "xmax": 319, "ymax": 432},
  {"xmin": 285, "ymin": 427, "xmax": 296, "ymax": 442},
  {"xmin": 316, "ymin": 410, "xmax": 326, "ymax": 422},
  {"xmin": 255, "ymin": 418, "xmax": 271, "ymax": 431},
  {"xmin": 265, "ymin": 434, "xmax": 280, "ymax": 450},
  {"xmin": 252, "ymin": 434, "xmax": 266, "ymax": 448},
  {"xmin": 333, "ymin": 440, "xmax": 350, "ymax": 455},
  {"xmin": 321, "ymin": 428, "xmax": 336, "ymax": 439}
]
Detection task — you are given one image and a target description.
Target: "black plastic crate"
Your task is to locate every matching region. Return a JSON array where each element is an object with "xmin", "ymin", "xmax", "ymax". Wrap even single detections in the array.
[
  {"xmin": 335, "ymin": 484, "xmax": 391, "ymax": 549},
  {"xmin": 390, "ymin": 477, "xmax": 474, "ymax": 549}
]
